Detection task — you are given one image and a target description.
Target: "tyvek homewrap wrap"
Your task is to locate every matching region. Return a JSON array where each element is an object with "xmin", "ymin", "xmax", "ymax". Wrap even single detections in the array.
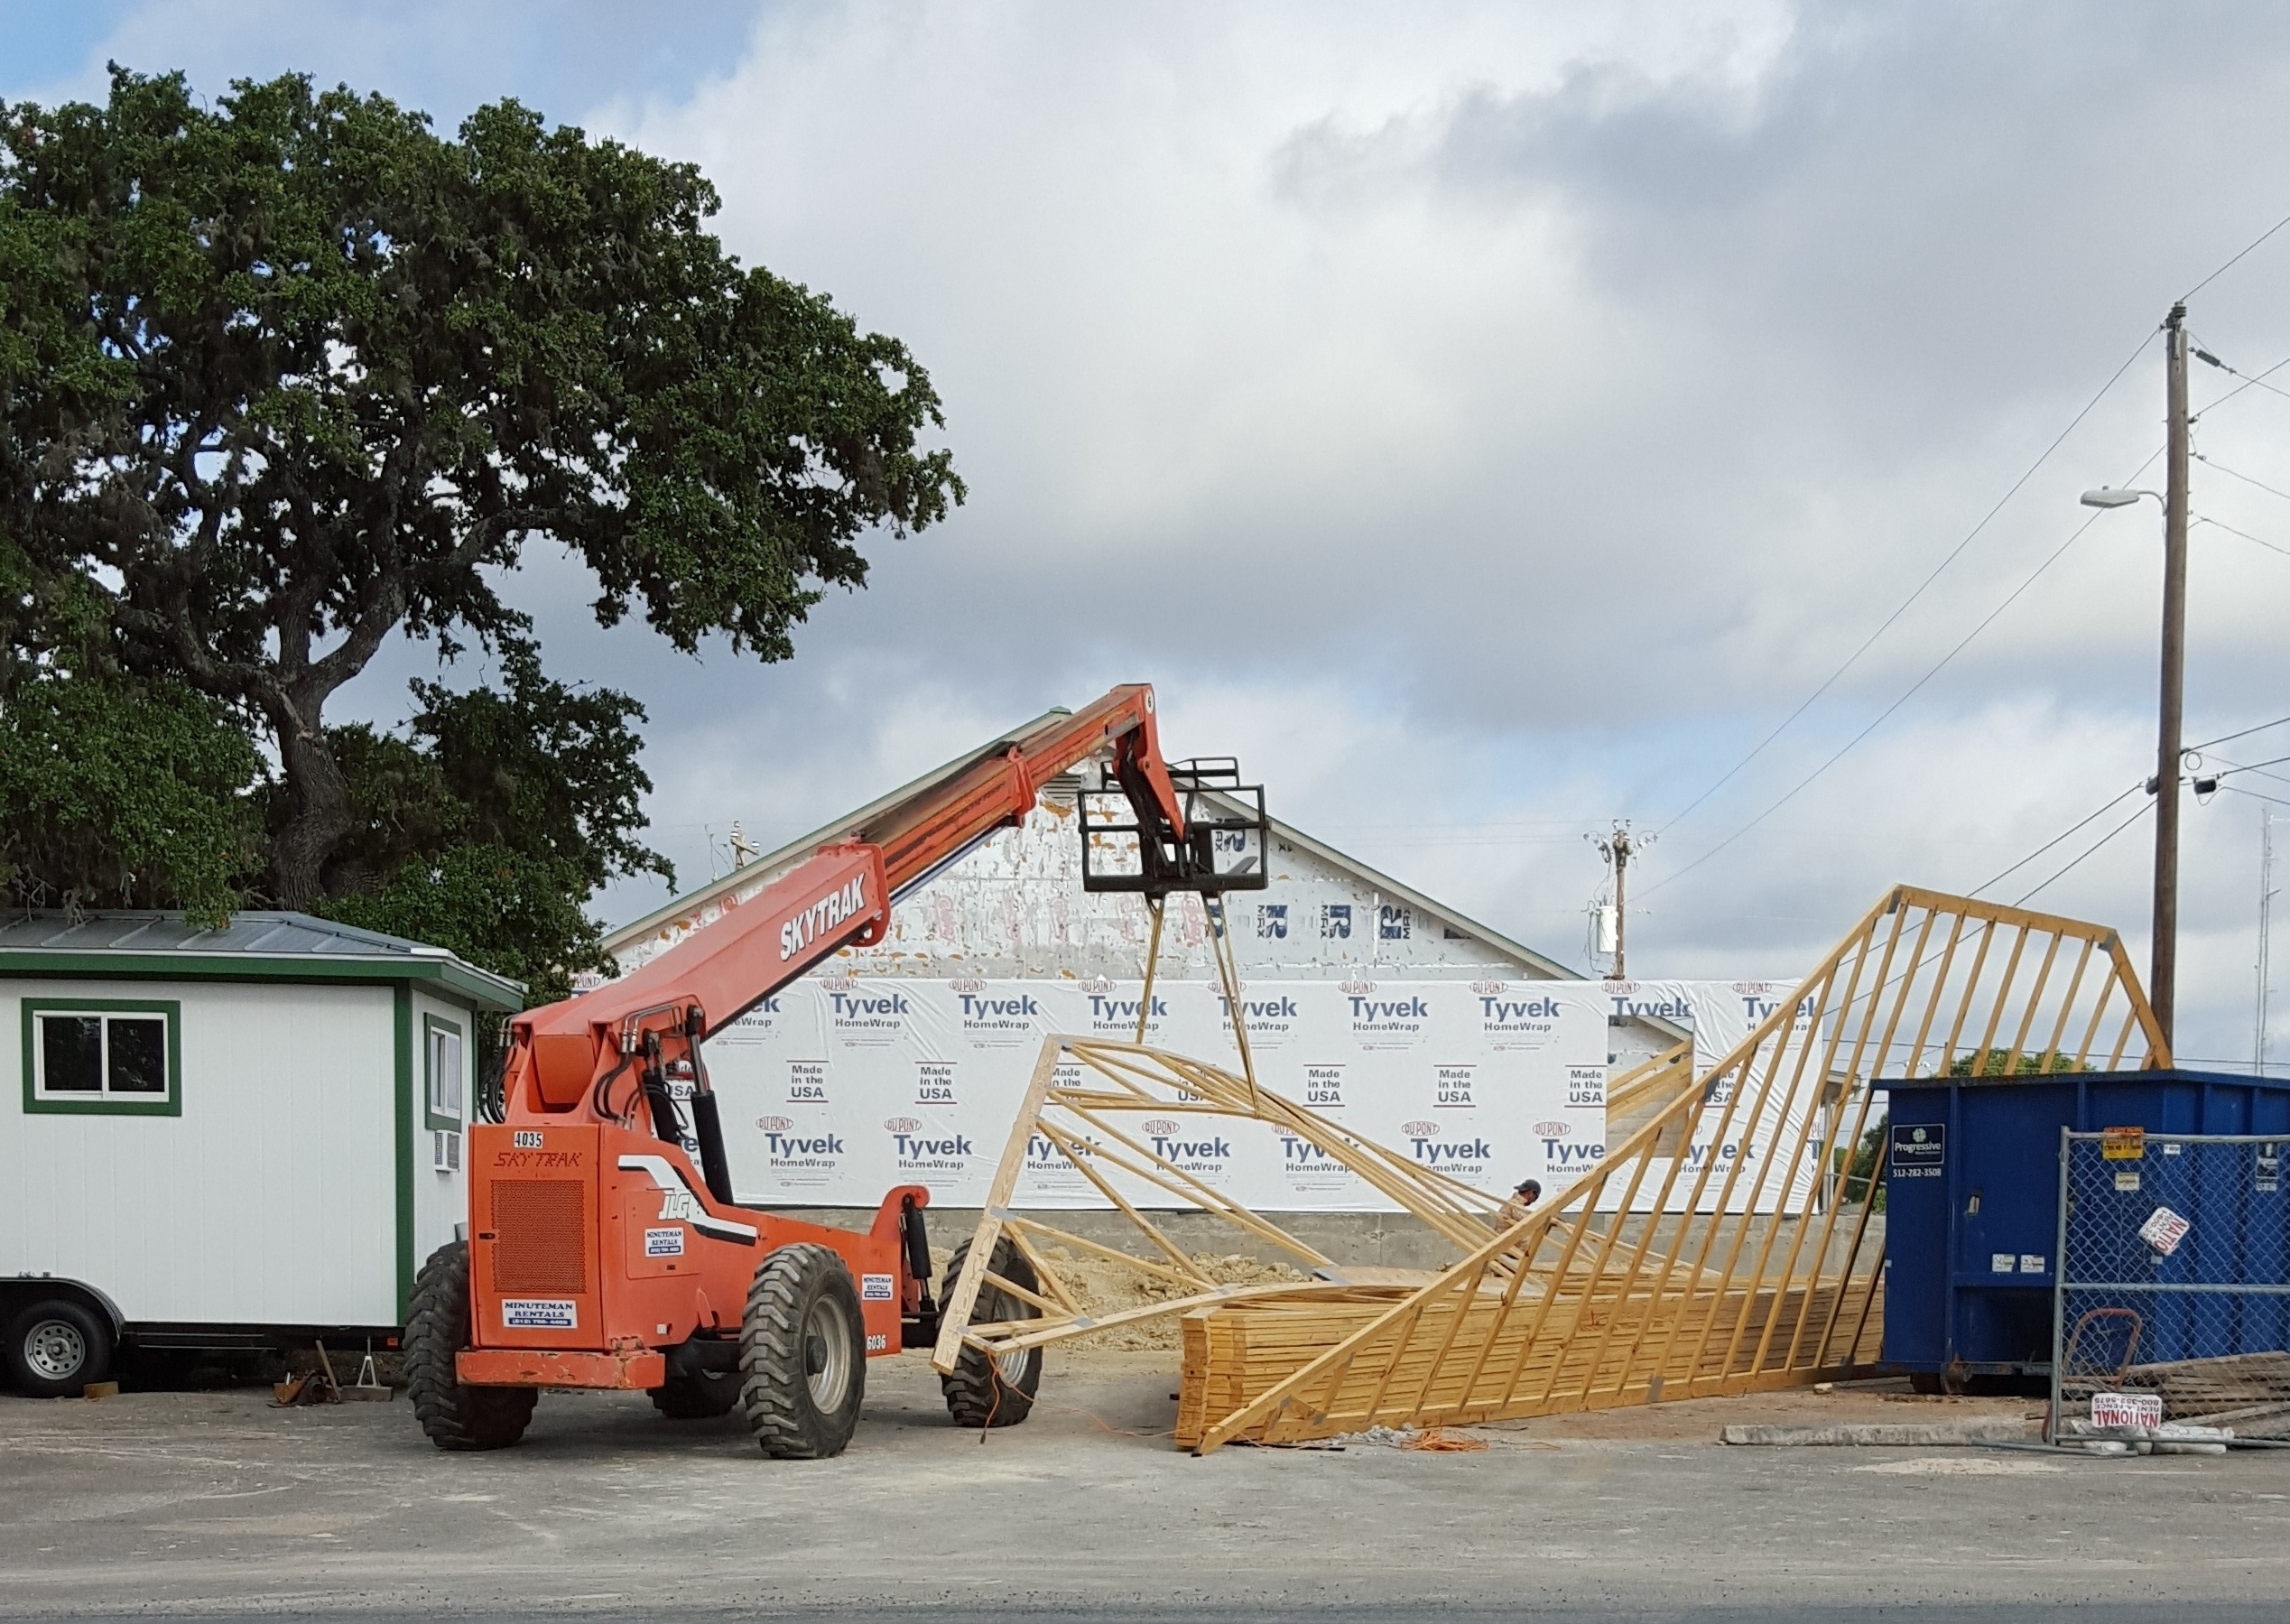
[{"xmin": 699, "ymin": 978, "xmax": 1609, "ymax": 1210}]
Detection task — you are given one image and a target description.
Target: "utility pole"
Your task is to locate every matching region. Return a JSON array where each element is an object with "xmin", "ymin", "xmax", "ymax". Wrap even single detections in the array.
[
  {"xmin": 2153, "ymin": 303, "xmax": 2191, "ymax": 1050},
  {"xmin": 2259, "ymin": 810, "xmax": 2276, "ymax": 1075},
  {"xmin": 1591, "ymin": 823, "xmax": 1651, "ymax": 979}
]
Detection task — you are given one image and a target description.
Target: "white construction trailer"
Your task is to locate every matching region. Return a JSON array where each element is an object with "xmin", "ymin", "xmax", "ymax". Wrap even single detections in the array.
[{"xmin": 0, "ymin": 912, "xmax": 522, "ymax": 1395}]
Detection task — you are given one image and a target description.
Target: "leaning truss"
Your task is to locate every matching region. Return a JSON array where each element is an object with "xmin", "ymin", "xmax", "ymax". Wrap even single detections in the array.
[{"xmin": 932, "ymin": 886, "xmax": 2168, "ymax": 1452}]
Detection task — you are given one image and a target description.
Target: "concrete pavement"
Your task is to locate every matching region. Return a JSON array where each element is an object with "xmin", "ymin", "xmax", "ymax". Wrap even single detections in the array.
[{"xmin": 5, "ymin": 1354, "xmax": 2289, "ymax": 1617}]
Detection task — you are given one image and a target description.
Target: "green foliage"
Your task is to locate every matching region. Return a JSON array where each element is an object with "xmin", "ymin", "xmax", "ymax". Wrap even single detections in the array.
[
  {"xmin": 318, "ymin": 844, "xmax": 605, "ymax": 1006},
  {"xmin": 1, "ymin": 66, "xmax": 960, "ymax": 907},
  {"xmin": 0, "ymin": 670, "xmax": 263, "ymax": 923},
  {"xmin": 1949, "ymin": 1047, "xmax": 2090, "ymax": 1077},
  {"xmin": 1839, "ymin": 1112, "xmax": 1887, "ymax": 1211},
  {"xmin": 301, "ymin": 648, "xmax": 672, "ymax": 999}
]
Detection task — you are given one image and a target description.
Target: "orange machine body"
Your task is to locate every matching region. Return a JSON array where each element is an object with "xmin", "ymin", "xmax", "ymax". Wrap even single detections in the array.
[
  {"xmin": 458, "ymin": 1118, "xmax": 925, "ymax": 1387},
  {"xmin": 457, "ymin": 685, "xmax": 1194, "ymax": 1389}
]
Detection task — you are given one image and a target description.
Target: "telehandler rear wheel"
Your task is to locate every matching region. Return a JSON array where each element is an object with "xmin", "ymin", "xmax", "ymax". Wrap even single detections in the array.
[
  {"xmin": 406, "ymin": 1239, "xmax": 537, "ymax": 1451},
  {"xmin": 740, "ymin": 1244, "xmax": 867, "ymax": 1459},
  {"xmin": 939, "ymin": 1237, "xmax": 1042, "ymax": 1428}
]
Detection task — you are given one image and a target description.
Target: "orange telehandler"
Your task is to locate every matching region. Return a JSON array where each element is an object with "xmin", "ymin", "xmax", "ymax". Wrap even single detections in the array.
[{"xmin": 405, "ymin": 684, "xmax": 1266, "ymax": 1455}]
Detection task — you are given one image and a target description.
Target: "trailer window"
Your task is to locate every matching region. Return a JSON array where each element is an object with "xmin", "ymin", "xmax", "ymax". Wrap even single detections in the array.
[
  {"xmin": 22, "ymin": 1002, "xmax": 180, "ymax": 1115},
  {"xmin": 426, "ymin": 1016, "xmax": 464, "ymax": 1129}
]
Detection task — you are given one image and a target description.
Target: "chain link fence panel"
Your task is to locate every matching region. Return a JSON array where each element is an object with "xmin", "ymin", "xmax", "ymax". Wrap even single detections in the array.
[{"xmin": 2053, "ymin": 1129, "xmax": 2290, "ymax": 1444}]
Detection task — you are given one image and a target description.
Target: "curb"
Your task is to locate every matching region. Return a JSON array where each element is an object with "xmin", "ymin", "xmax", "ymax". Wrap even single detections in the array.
[{"xmin": 1721, "ymin": 1419, "xmax": 2035, "ymax": 1446}]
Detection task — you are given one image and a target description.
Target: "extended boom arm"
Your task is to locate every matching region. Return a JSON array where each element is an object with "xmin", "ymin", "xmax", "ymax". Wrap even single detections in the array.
[{"xmin": 504, "ymin": 684, "xmax": 1202, "ymax": 1155}]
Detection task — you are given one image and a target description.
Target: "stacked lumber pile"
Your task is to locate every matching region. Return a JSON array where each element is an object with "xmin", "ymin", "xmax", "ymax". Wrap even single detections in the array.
[{"xmin": 2117, "ymin": 1351, "xmax": 2290, "ymax": 1436}]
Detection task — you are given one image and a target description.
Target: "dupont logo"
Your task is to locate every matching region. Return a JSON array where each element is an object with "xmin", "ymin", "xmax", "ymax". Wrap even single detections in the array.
[
  {"xmin": 1535, "ymin": 1120, "xmax": 1571, "ymax": 1137},
  {"xmin": 1604, "ymin": 979, "xmax": 1639, "ymax": 994},
  {"xmin": 950, "ymin": 977, "xmax": 986, "ymax": 995},
  {"xmin": 885, "ymin": 1116, "xmax": 922, "ymax": 1133},
  {"xmin": 757, "ymin": 1115, "xmax": 793, "ymax": 1132},
  {"xmin": 1339, "ymin": 978, "xmax": 1375, "ymax": 997},
  {"xmin": 1470, "ymin": 979, "xmax": 1507, "ymax": 997},
  {"xmin": 1403, "ymin": 1119, "xmax": 1440, "ymax": 1137},
  {"xmin": 1142, "ymin": 1118, "xmax": 1179, "ymax": 1136}
]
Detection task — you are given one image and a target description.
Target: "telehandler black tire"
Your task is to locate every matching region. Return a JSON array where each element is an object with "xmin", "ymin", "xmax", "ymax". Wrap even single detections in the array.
[
  {"xmin": 740, "ymin": 1243, "xmax": 867, "ymax": 1459},
  {"xmin": 650, "ymin": 1367, "xmax": 741, "ymax": 1418},
  {"xmin": 939, "ymin": 1237, "xmax": 1042, "ymax": 1428},
  {"xmin": 406, "ymin": 1239, "xmax": 537, "ymax": 1452}
]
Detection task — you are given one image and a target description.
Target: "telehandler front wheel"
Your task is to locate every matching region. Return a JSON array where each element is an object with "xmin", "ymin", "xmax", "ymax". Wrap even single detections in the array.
[
  {"xmin": 938, "ymin": 1237, "xmax": 1042, "ymax": 1428},
  {"xmin": 405, "ymin": 1239, "xmax": 536, "ymax": 1451},
  {"xmin": 740, "ymin": 1243, "xmax": 867, "ymax": 1459}
]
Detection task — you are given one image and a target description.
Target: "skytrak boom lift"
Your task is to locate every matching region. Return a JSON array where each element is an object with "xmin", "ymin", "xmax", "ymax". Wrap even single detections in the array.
[{"xmin": 405, "ymin": 684, "xmax": 1267, "ymax": 1457}]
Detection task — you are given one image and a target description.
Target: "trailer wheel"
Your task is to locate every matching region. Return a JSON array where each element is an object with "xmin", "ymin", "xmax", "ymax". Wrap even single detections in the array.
[
  {"xmin": 406, "ymin": 1240, "xmax": 536, "ymax": 1452},
  {"xmin": 739, "ymin": 1243, "xmax": 867, "ymax": 1459},
  {"xmin": 5, "ymin": 1299, "xmax": 111, "ymax": 1398},
  {"xmin": 939, "ymin": 1237, "xmax": 1042, "ymax": 1428},
  {"xmin": 650, "ymin": 1368, "xmax": 741, "ymax": 1419}
]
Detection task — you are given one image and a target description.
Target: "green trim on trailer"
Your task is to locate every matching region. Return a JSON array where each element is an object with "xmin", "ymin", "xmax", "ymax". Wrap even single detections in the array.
[
  {"xmin": 394, "ymin": 984, "xmax": 415, "ymax": 1322},
  {"xmin": 19, "ymin": 997, "xmax": 183, "ymax": 1116},
  {"xmin": 0, "ymin": 950, "xmax": 522, "ymax": 1010}
]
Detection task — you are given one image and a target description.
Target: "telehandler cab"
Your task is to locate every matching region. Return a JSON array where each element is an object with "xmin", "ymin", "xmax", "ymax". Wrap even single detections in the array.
[{"xmin": 406, "ymin": 685, "xmax": 1266, "ymax": 1456}]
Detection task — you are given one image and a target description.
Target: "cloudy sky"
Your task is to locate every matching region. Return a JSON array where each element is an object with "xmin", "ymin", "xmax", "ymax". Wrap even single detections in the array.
[{"xmin": 14, "ymin": 2, "xmax": 2290, "ymax": 1066}]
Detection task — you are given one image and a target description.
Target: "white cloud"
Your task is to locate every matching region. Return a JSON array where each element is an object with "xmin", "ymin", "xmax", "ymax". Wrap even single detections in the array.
[{"xmin": 21, "ymin": 2, "xmax": 2290, "ymax": 1067}]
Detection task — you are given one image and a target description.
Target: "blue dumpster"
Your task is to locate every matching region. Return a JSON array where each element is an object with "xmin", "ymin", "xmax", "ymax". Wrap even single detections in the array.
[{"xmin": 1883, "ymin": 1067, "xmax": 2290, "ymax": 1379}]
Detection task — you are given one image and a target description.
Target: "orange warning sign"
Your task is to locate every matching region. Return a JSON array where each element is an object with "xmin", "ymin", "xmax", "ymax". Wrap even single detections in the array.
[{"xmin": 2102, "ymin": 1127, "xmax": 2146, "ymax": 1161}]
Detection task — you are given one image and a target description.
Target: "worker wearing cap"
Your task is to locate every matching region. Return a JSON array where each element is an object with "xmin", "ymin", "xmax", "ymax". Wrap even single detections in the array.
[{"xmin": 1497, "ymin": 1177, "xmax": 1542, "ymax": 1230}]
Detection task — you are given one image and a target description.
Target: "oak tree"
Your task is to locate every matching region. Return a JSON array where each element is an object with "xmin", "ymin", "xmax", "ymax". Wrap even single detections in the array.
[{"xmin": 1, "ymin": 67, "xmax": 961, "ymax": 916}]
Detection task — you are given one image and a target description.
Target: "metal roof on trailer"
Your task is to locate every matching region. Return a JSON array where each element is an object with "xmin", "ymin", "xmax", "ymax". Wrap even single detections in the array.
[{"xmin": 0, "ymin": 910, "xmax": 524, "ymax": 1010}]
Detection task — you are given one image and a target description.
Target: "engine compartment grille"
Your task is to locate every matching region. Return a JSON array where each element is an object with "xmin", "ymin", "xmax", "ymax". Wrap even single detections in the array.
[{"xmin": 489, "ymin": 1178, "xmax": 589, "ymax": 1296}]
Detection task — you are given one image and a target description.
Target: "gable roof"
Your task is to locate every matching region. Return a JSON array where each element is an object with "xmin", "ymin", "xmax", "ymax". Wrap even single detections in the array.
[
  {"xmin": 598, "ymin": 710, "xmax": 1584, "ymax": 985},
  {"xmin": 0, "ymin": 910, "xmax": 524, "ymax": 1010}
]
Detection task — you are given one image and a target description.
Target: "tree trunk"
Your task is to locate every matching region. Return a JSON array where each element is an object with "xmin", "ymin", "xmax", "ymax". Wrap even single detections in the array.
[{"xmin": 264, "ymin": 687, "xmax": 354, "ymax": 911}]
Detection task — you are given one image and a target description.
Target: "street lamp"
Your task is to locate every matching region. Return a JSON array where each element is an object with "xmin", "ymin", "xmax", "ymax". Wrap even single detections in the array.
[{"xmin": 2079, "ymin": 305, "xmax": 2191, "ymax": 1050}]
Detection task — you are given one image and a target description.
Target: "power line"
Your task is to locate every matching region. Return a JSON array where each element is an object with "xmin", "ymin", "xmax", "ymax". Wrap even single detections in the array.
[
  {"xmin": 2194, "ymin": 453, "xmax": 2290, "ymax": 506},
  {"xmin": 2182, "ymin": 204, "xmax": 2290, "ymax": 302},
  {"xmin": 2194, "ymin": 514, "xmax": 2290, "ymax": 561},
  {"xmin": 1969, "ymin": 783, "xmax": 2143, "ymax": 898},
  {"xmin": 2016, "ymin": 801, "xmax": 2152, "ymax": 906},
  {"xmin": 1644, "ymin": 475, "xmax": 2147, "ymax": 899},
  {"xmin": 1651, "ymin": 329, "xmax": 2160, "ymax": 841},
  {"xmin": 1640, "ymin": 218, "xmax": 2290, "ymax": 900},
  {"xmin": 2191, "ymin": 715, "xmax": 2290, "ymax": 752}
]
